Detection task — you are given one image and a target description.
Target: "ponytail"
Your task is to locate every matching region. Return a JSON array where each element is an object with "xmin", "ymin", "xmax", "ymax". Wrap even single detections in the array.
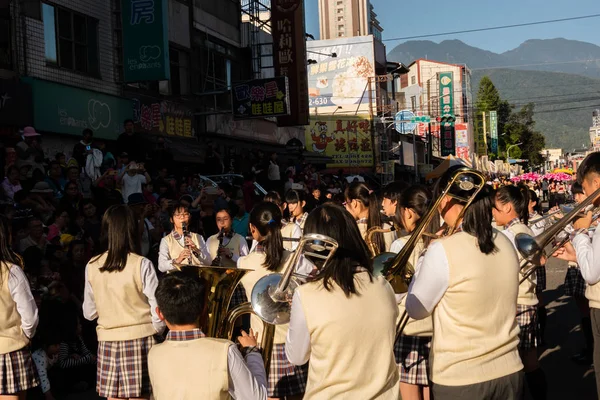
[
  {"xmin": 345, "ymin": 182, "xmax": 384, "ymax": 253},
  {"xmin": 249, "ymin": 202, "xmax": 284, "ymax": 271},
  {"xmin": 462, "ymin": 185, "xmax": 497, "ymax": 255},
  {"xmin": 496, "ymin": 185, "xmax": 530, "ymax": 225}
]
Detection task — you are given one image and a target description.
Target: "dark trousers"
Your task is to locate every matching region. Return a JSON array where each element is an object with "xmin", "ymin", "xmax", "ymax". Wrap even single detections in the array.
[
  {"xmin": 432, "ymin": 370, "xmax": 524, "ymax": 400},
  {"xmin": 591, "ymin": 308, "xmax": 600, "ymax": 391}
]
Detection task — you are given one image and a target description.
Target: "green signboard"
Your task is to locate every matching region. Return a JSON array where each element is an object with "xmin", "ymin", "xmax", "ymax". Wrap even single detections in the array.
[
  {"xmin": 22, "ymin": 78, "xmax": 133, "ymax": 140},
  {"xmin": 411, "ymin": 116, "xmax": 431, "ymax": 123},
  {"xmin": 439, "ymin": 72, "xmax": 454, "ymax": 119},
  {"xmin": 121, "ymin": 0, "xmax": 170, "ymax": 82},
  {"xmin": 489, "ymin": 111, "xmax": 498, "ymax": 154}
]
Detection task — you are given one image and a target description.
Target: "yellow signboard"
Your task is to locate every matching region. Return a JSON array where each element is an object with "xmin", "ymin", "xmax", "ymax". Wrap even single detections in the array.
[{"xmin": 304, "ymin": 117, "xmax": 373, "ymax": 168}]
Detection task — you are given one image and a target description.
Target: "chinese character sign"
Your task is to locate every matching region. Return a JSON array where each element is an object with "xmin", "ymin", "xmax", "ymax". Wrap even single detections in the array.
[
  {"xmin": 438, "ymin": 72, "xmax": 454, "ymax": 119},
  {"xmin": 121, "ymin": 0, "xmax": 170, "ymax": 82},
  {"xmin": 132, "ymin": 98, "xmax": 194, "ymax": 137},
  {"xmin": 272, "ymin": 0, "xmax": 309, "ymax": 127},
  {"xmin": 232, "ymin": 77, "xmax": 291, "ymax": 119},
  {"xmin": 440, "ymin": 125, "xmax": 455, "ymax": 157},
  {"xmin": 489, "ymin": 111, "xmax": 498, "ymax": 154},
  {"xmin": 304, "ymin": 117, "xmax": 373, "ymax": 168}
]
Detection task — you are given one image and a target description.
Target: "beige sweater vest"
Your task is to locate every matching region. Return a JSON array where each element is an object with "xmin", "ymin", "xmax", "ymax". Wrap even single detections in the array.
[
  {"xmin": 506, "ymin": 223, "xmax": 538, "ymax": 306},
  {"xmin": 0, "ymin": 264, "xmax": 29, "ymax": 354},
  {"xmin": 148, "ymin": 337, "xmax": 230, "ymax": 400},
  {"xmin": 281, "ymin": 222, "xmax": 297, "ymax": 251},
  {"xmin": 238, "ymin": 251, "xmax": 293, "ymax": 344},
  {"xmin": 207, "ymin": 233, "xmax": 243, "ymax": 261},
  {"xmin": 298, "ymin": 272, "xmax": 400, "ymax": 400},
  {"xmin": 87, "ymin": 252, "xmax": 156, "ymax": 341},
  {"xmin": 431, "ymin": 231, "xmax": 523, "ymax": 386},
  {"xmin": 164, "ymin": 232, "xmax": 205, "ymax": 265}
]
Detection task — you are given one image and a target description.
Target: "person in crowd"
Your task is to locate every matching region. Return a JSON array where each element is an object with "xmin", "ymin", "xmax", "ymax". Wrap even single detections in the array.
[
  {"xmin": 19, "ymin": 217, "xmax": 47, "ymax": 254},
  {"xmin": 2, "ymin": 165, "xmax": 22, "ymax": 203},
  {"xmin": 119, "ymin": 162, "xmax": 151, "ymax": 204},
  {"xmin": 45, "ymin": 161, "xmax": 66, "ymax": 200},
  {"xmin": 285, "ymin": 203, "xmax": 399, "ymax": 398},
  {"xmin": 158, "ymin": 203, "xmax": 210, "ymax": 272},
  {"xmin": 286, "ymin": 189, "xmax": 309, "ymax": 231},
  {"xmin": 493, "ymin": 185, "xmax": 547, "ymax": 400},
  {"xmin": 148, "ymin": 272, "xmax": 268, "ymax": 399},
  {"xmin": 83, "ymin": 205, "xmax": 164, "ymax": 400},
  {"xmin": 59, "ymin": 182, "xmax": 82, "ymax": 216},
  {"xmin": 142, "ymin": 183, "xmax": 158, "ymax": 205},
  {"xmin": 390, "ymin": 185, "xmax": 438, "ymax": 400},
  {"xmin": 80, "ymin": 200, "xmax": 101, "ymax": 246},
  {"xmin": 232, "ymin": 198, "xmax": 250, "ymax": 239},
  {"xmin": 0, "ymin": 214, "xmax": 40, "ymax": 398},
  {"xmin": 407, "ymin": 168, "xmax": 524, "ymax": 399},
  {"xmin": 91, "ymin": 169, "xmax": 122, "ymax": 214},
  {"xmin": 32, "ymin": 330, "xmax": 62, "ymax": 400},
  {"xmin": 24, "ymin": 183, "xmax": 55, "ymax": 223},
  {"xmin": 344, "ymin": 182, "xmax": 395, "ymax": 252},
  {"xmin": 127, "ymin": 193, "xmax": 160, "ymax": 260},
  {"xmin": 382, "ymin": 181, "xmax": 408, "ymax": 225},
  {"xmin": 264, "ymin": 191, "xmax": 301, "ymax": 252},
  {"xmin": 267, "ymin": 152, "xmax": 281, "ymax": 191},
  {"xmin": 46, "ymin": 209, "xmax": 70, "ymax": 244},
  {"xmin": 207, "ymin": 207, "xmax": 249, "ymax": 266},
  {"xmin": 16, "ymin": 127, "xmax": 44, "ymax": 171},
  {"xmin": 116, "ymin": 120, "xmax": 143, "ymax": 162},
  {"xmin": 72, "ymin": 129, "xmax": 94, "ymax": 170},
  {"xmin": 238, "ymin": 202, "xmax": 313, "ymax": 399},
  {"xmin": 242, "ymin": 173, "xmax": 258, "ymax": 212}
]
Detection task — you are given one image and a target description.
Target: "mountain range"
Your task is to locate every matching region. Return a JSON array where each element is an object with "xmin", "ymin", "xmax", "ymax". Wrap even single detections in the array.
[{"xmin": 386, "ymin": 39, "xmax": 600, "ymax": 150}]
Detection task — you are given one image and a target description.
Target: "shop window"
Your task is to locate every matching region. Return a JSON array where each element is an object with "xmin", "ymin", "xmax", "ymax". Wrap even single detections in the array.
[{"xmin": 43, "ymin": 3, "xmax": 99, "ymax": 76}]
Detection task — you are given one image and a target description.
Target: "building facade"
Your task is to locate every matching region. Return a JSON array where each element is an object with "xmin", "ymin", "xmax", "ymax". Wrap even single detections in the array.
[
  {"xmin": 318, "ymin": 0, "xmax": 382, "ymax": 41},
  {"xmin": 591, "ymin": 110, "xmax": 600, "ymax": 152}
]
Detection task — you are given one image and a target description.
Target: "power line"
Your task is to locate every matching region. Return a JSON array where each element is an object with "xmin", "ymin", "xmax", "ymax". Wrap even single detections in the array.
[
  {"xmin": 380, "ymin": 14, "xmax": 600, "ymax": 42},
  {"xmin": 471, "ymin": 59, "xmax": 600, "ymax": 71}
]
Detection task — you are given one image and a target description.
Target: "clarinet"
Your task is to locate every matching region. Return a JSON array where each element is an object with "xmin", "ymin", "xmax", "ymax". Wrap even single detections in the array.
[
  {"xmin": 211, "ymin": 228, "xmax": 225, "ymax": 266},
  {"xmin": 182, "ymin": 222, "xmax": 192, "ymax": 264}
]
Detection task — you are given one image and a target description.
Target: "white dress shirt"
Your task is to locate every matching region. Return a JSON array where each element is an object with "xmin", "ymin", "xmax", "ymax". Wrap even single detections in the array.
[
  {"xmin": 573, "ymin": 227, "xmax": 600, "ymax": 285},
  {"xmin": 82, "ymin": 258, "xmax": 165, "ymax": 333},
  {"xmin": 405, "ymin": 241, "xmax": 450, "ymax": 320},
  {"xmin": 285, "ymin": 290, "xmax": 312, "ymax": 365},
  {"xmin": 7, "ymin": 265, "xmax": 38, "ymax": 339},
  {"xmin": 157, "ymin": 232, "xmax": 211, "ymax": 272},
  {"xmin": 227, "ymin": 345, "xmax": 268, "ymax": 399}
]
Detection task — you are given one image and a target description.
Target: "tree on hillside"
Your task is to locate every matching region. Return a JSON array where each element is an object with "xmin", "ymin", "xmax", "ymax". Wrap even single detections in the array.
[
  {"xmin": 503, "ymin": 103, "xmax": 545, "ymax": 165},
  {"xmin": 474, "ymin": 76, "xmax": 511, "ymax": 154}
]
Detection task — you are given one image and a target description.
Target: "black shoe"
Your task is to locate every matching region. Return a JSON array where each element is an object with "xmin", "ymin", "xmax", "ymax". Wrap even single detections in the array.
[{"xmin": 572, "ymin": 351, "xmax": 593, "ymax": 365}]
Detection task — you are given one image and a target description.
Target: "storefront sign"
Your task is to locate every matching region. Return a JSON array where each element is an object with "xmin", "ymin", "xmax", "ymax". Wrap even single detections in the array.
[
  {"xmin": 121, "ymin": 0, "xmax": 170, "ymax": 82},
  {"xmin": 304, "ymin": 117, "xmax": 373, "ymax": 168},
  {"xmin": 232, "ymin": 77, "xmax": 290, "ymax": 119},
  {"xmin": 489, "ymin": 110, "xmax": 498, "ymax": 154},
  {"xmin": 455, "ymin": 122, "xmax": 469, "ymax": 160},
  {"xmin": 272, "ymin": 0, "xmax": 309, "ymax": 126},
  {"xmin": 475, "ymin": 111, "xmax": 488, "ymax": 156},
  {"xmin": 440, "ymin": 125, "xmax": 455, "ymax": 157},
  {"xmin": 439, "ymin": 72, "xmax": 454, "ymax": 119},
  {"xmin": 132, "ymin": 98, "xmax": 194, "ymax": 137},
  {"xmin": 22, "ymin": 78, "xmax": 133, "ymax": 139},
  {"xmin": 0, "ymin": 79, "xmax": 33, "ymax": 129},
  {"xmin": 307, "ymin": 36, "xmax": 376, "ymax": 116}
]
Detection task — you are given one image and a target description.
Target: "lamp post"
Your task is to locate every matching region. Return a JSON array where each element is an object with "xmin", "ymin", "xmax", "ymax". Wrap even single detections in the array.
[{"xmin": 507, "ymin": 142, "xmax": 522, "ymax": 162}]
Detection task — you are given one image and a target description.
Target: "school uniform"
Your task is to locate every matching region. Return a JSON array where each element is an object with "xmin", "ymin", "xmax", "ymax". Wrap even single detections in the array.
[
  {"xmin": 83, "ymin": 252, "xmax": 165, "ymax": 398},
  {"xmin": 281, "ymin": 220, "xmax": 302, "ymax": 251},
  {"xmin": 390, "ymin": 235, "xmax": 432, "ymax": 386},
  {"xmin": 501, "ymin": 218, "xmax": 541, "ymax": 350},
  {"xmin": 238, "ymin": 246, "xmax": 313, "ymax": 398},
  {"xmin": 563, "ymin": 224, "xmax": 592, "ymax": 298},
  {"xmin": 529, "ymin": 212, "xmax": 548, "ymax": 294},
  {"xmin": 148, "ymin": 329, "xmax": 268, "ymax": 400},
  {"xmin": 0, "ymin": 262, "xmax": 39, "ymax": 395},
  {"xmin": 157, "ymin": 230, "xmax": 211, "ymax": 272},
  {"xmin": 357, "ymin": 219, "xmax": 397, "ymax": 253},
  {"xmin": 292, "ymin": 212, "xmax": 309, "ymax": 231},
  {"xmin": 207, "ymin": 231, "xmax": 249, "ymax": 309},
  {"xmin": 285, "ymin": 270, "xmax": 400, "ymax": 399},
  {"xmin": 406, "ymin": 230, "xmax": 523, "ymax": 398}
]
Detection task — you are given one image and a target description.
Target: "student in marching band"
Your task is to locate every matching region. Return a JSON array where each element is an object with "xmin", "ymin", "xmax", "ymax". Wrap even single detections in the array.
[
  {"xmin": 528, "ymin": 189, "xmax": 548, "ymax": 345},
  {"xmin": 238, "ymin": 202, "xmax": 313, "ymax": 400},
  {"xmin": 381, "ymin": 181, "xmax": 408, "ymax": 223},
  {"xmin": 285, "ymin": 190, "xmax": 309, "ymax": 231},
  {"xmin": 0, "ymin": 215, "xmax": 39, "ymax": 399},
  {"xmin": 206, "ymin": 207, "xmax": 249, "ymax": 266},
  {"xmin": 285, "ymin": 203, "xmax": 400, "ymax": 399},
  {"xmin": 493, "ymin": 185, "xmax": 547, "ymax": 400},
  {"xmin": 157, "ymin": 203, "xmax": 211, "ymax": 272},
  {"xmin": 406, "ymin": 167, "xmax": 524, "ymax": 400},
  {"xmin": 344, "ymin": 182, "xmax": 395, "ymax": 252},
  {"xmin": 148, "ymin": 272, "xmax": 268, "ymax": 400},
  {"xmin": 389, "ymin": 185, "xmax": 438, "ymax": 400},
  {"xmin": 83, "ymin": 205, "xmax": 165, "ymax": 400},
  {"xmin": 264, "ymin": 191, "xmax": 302, "ymax": 251}
]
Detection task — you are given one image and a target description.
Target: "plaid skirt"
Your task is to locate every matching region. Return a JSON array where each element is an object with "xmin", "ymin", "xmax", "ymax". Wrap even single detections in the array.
[
  {"xmin": 516, "ymin": 304, "xmax": 540, "ymax": 350},
  {"xmin": 230, "ymin": 284, "xmax": 248, "ymax": 310},
  {"xmin": 564, "ymin": 267, "xmax": 586, "ymax": 298},
  {"xmin": 97, "ymin": 335, "xmax": 156, "ymax": 398},
  {"xmin": 0, "ymin": 348, "xmax": 38, "ymax": 395},
  {"xmin": 535, "ymin": 267, "xmax": 546, "ymax": 293},
  {"xmin": 268, "ymin": 343, "xmax": 308, "ymax": 397},
  {"xmin": 394, "ymin": 334, "xmax": 431, "ymax": 386}
]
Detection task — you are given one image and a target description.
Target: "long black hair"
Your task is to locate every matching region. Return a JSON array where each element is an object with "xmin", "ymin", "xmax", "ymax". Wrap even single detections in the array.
[
  {"xmin": 434, "ymin": 166, "xmax": 497, "ymax": 255},
  {"xmin": 249, "ymin": 202, "xmax": 283, "ymax": 272},
  {"xmin": 528, "ymin": 189, "xmax": 542, "ymax": 215},
  {"xmin": 0, "ymin": 215, "xmax": 23, "ymax": 283},
  {"xmin": 496, "ymin": 184, "xmax": 530, "ymax": 225},
  {"xmin": 92, "ymin": 205, "xmax": 140, "ymax": 272},
  {"xmin": 396, "ymin": 185, "xmax": 438, "ymax": 247},
  {"xmin": 303, "ymin": 203, "xmax": 372, "ymax": 297},
  {"xmin": 344, "ymin": 182, "xmax": 384, "ymax": 253}
]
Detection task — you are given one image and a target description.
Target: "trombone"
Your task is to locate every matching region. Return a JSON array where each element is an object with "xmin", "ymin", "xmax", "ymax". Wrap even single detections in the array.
[{"xmin": 373, "ymin": 167, "xmax": 487, "ymax": 336}]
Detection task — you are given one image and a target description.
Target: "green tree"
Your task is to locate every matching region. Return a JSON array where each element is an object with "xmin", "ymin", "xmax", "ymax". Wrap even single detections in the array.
[
  {"xmin": 503, "ymin": 103, "xmax": 546, "ymax": 165},
  {"xmin": 475, "ymin": 76, "xmax": 501, "ymax": 112}
]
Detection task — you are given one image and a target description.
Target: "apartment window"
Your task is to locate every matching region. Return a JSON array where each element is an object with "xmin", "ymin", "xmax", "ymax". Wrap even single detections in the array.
[
  {"xmin": 43, "ymin": 3, "xmax": 99, "ymax": 76},
  {"xmin": 411, "ymin": 76, "xmax": 416, "ymax": 85},
  {"xmin": 168, "ymin": 47, "xmax": 191, "ymax": 96},
  {"xmin": 410, "ymin": 96, "xmax": 417, "ymax": 111},
  {"xmin": 338, "ymin": 33, "xmax": 344, "ymax": 37},
  {"xmin": 337, "ymin": 16, "xmax": 343, "ymax": 21},
  {"xmin": 337, "ymin": 8, "xmax": 343, "ymax": 13},
  {"xmin": 336, "ymin": 1, "xmax": 343, "ymax": 4}
]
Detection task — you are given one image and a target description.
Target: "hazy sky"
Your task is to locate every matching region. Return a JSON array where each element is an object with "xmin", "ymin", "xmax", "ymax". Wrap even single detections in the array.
[{"xmin": 304, "ymin": 0, "xmax": 600, "ymax": 54}]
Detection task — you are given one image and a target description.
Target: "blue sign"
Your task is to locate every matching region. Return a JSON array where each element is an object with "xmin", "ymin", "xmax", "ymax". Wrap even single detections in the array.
[{"xmin": 395, "ymin": 110, "xmax": 417, "ymax": 134}]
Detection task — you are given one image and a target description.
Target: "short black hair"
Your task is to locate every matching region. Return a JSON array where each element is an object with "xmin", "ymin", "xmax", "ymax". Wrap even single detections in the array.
[
  {"xmin": 577, "ymin": 152, "xmax": 600, "ymax": 184},
  {"xmin": 382, "ymin": 181, "xmax": 408, "ymax": 203},
  {"xmin": 572, "ymin": 181, "xmax": 584, "ymax": 196},
  {"xmin": 82, "ymin": 128, "xmax": 93, "ymax": 136},
  {"xmin": 123, "ymin": 119, "xmax": 134, "ymax": 126},
  {"xmin": 156, "ymin": 272, "xmax": 204, "ymax": 325}
]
